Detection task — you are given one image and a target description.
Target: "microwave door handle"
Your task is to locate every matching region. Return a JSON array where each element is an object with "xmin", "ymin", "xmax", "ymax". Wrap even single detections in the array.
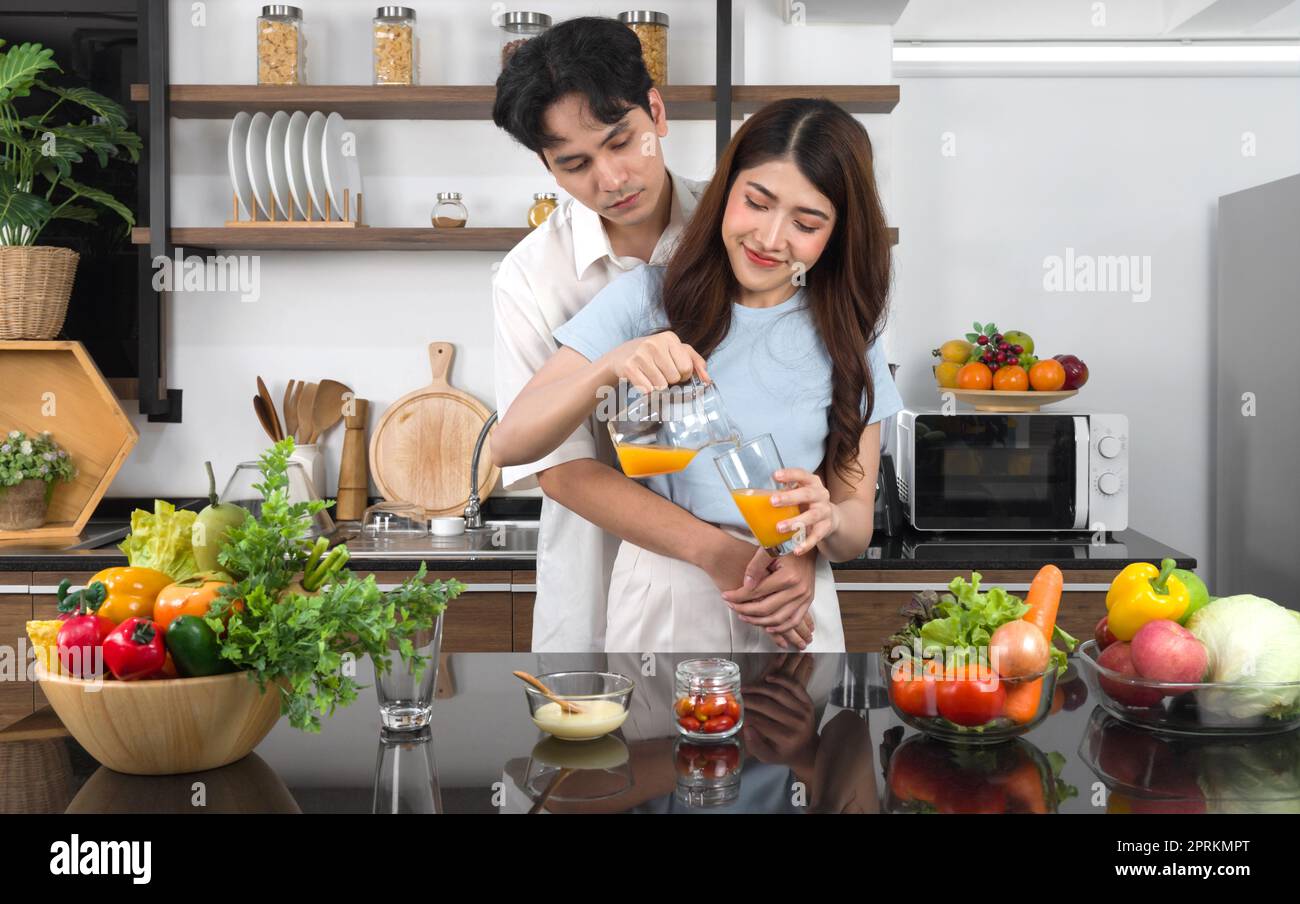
[{"xmin": 1072, "ymin": 416, "xmax": 1090, "ymax": 530}]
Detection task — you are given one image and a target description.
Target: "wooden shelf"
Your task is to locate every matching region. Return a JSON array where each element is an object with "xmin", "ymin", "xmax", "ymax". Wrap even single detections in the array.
[
  {"xmin": 133, "ymin": 225, "xmax": 898, "ymax": 251},
  {"xmin": 129, "ymin": 83, "xmax": 899, "ymax": 120},
  {"xmin": 131, "ymin": 226, "xmax": 532, "ymax": 251}
]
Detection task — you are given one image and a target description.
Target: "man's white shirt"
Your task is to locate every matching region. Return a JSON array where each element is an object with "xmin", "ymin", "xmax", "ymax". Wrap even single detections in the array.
[{"xmin": 492, "ymin": 171, "xmax": 707, "ymax": 651}]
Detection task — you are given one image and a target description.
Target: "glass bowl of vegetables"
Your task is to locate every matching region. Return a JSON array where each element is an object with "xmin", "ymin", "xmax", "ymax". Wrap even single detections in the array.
[
  {"xmin": 882, "ymin": 654, "xmax": 1060, "ymax": 745},
  {"xmin": 1076, "ymin": 639, "xmax": 1300, "ymax": 736}
]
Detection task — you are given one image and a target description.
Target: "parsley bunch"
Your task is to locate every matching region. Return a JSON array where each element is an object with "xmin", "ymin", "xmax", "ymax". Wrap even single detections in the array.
[{"xmin": 208, "ymin": 439, "xmax": 464, "ymax": 731}]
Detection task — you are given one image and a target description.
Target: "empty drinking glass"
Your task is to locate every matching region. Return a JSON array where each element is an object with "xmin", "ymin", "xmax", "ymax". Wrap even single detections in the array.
[
  {"xmin": 373, "ymin": 615, "xmax": 442, "ymax": 730},
  {"xmin": 372, "ymin": 726, "xmax": 443, "ymax": 814},
  {"xmin": 714, "ymin": 434, "xmax": 802, "ymax": 556}
]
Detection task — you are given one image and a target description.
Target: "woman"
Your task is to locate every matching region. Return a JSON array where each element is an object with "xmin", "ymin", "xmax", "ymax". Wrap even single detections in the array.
[{"xmin": 492, "ymin": 98, "xmax": 903, "ymax": 653}]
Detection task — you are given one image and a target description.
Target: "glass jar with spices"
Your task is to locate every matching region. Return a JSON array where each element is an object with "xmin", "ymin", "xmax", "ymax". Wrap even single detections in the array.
[
  {"xmin": 431, "ymin": 192, "xmax": 467, "ymax": 228},
  {"xmin": 373, "ymin": 6, "xmax": 417, "ymax": 86},
  {"xmin": 673, "ymin": 659, "xmax": 743, "ymax": 742},
  {"xmin": 618, "ymin": 10, "xmax": 669, "ymax": 85},
  {"xmin": 498, "ymin": 11, "xmax": 552, "ymax": 68},
  {"xmin": 528, "ymin": 192, "xmax": 557, "ymax": 227},
  {"xmin": 257, "ymin": 5, "xmax": 305, "ymax": 86}
]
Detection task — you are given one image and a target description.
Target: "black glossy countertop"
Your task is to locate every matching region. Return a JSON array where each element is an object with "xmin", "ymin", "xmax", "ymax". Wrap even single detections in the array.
[{"xmin": 4, "ymin": 652, "xmax": 1286, "ymax": 815}]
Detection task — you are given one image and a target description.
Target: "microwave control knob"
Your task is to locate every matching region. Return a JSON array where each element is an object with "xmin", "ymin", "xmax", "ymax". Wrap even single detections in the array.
[
  {"xmin": 1097, "ymin": 435, "xmax": 1123, "ymax": 459},
  {"xmin": 1097, "ymin": 472, "xmax": 1121, "ymax": 495}
]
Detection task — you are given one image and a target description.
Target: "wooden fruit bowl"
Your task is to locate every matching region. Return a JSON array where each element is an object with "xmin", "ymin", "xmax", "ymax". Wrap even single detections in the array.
[
  {"xmin": 944, "ymin": 388, "xmax": 1077, "ymax": 412},
  {"xmin": 37, "ymin": 668, "xmax": 282, "ymax": 776}
]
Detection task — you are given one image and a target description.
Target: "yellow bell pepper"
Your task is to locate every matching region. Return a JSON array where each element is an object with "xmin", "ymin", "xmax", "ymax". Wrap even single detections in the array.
[
  {"xmin": 90, "ymin": 566, "xmax": 173, "ymax": 625},
  {"xmin": 1104, "ymin": 558, "xmax": 1189, "ymax": 641}
]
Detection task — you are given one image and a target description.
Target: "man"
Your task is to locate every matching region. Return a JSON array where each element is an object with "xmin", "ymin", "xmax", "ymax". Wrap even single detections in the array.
[{"xmin": 491, "ymin": 16, "xmax": 817, "ymax": 652}]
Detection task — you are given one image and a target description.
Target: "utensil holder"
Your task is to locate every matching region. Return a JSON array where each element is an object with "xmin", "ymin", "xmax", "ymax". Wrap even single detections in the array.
[{"xmin": 289, "ymin": 443, "xmax": 327, "ymax": 500}]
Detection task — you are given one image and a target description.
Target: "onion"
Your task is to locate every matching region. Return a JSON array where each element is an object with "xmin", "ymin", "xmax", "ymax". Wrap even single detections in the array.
[{"xmin": 990, "ymin": 620, "xmax": 1050, "ymax": 678}]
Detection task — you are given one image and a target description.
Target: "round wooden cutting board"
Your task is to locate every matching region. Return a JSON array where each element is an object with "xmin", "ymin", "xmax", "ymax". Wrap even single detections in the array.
[{"xmin": 370, "ymin": 342, "xmax": 499, "ymax": 517}]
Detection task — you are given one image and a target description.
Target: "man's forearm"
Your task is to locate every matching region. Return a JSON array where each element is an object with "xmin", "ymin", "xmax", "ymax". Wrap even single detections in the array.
[{"xmin": 537, "ymin": 458, "xmax": 731, "ymax": 568}]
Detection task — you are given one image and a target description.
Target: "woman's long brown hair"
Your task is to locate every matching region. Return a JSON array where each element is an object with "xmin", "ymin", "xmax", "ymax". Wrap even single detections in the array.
[{"xmin": 661, "ymin": 98, "xmax": 892, "ymax": 487}]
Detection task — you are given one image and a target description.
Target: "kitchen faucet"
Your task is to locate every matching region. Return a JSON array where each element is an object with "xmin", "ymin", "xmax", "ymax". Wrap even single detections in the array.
[{"xmin": 463, "ymin": 411, "xmax": 498, "ymax": 528}]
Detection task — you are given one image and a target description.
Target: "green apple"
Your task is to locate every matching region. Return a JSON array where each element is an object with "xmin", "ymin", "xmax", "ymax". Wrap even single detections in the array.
[{"xmin": 1004, "ymin": 330, "xmax": 1034, "ymax": 356}]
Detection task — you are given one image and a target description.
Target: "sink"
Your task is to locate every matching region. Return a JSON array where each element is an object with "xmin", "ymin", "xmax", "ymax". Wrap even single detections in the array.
[{"xmin": 340, "ymin": 519, "xmax": 538, "ymax": 560}]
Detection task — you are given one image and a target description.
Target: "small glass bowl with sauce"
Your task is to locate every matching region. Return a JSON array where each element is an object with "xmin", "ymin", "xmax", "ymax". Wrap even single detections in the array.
[{"xmin": 523, "ymin": 671, "xmax": 635, "ymax": 742}]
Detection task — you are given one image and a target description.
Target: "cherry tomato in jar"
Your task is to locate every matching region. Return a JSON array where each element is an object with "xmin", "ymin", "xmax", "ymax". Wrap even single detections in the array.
[
  {"xmin": 674, "ymin": 696, "xmax": 696, "ymax": 718},
  {"xmin": 678, "ymin": 715, "xmax": 701, "ymax": 732},
  {"xmin": 936, "ymin": 674, "xmax": 1006, "ymax": 727},
  {"xmin": 725, "ymin": 696, "xmax": 741, "ymax": 721},
  {"xmin": 701, "ymin": 715, "xmax": 736, "ymax": 734}
]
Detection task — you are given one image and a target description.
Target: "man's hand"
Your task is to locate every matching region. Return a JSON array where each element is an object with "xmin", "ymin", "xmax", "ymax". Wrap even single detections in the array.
[{"xmin": 721, "ymin": 548, "xmax": 818, "ymax": 649}]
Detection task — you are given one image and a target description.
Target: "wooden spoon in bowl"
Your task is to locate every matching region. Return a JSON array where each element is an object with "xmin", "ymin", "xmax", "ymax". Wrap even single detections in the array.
[{"xmin": 512, "ymin": 671, "xmax": 585, "ymax": 714}]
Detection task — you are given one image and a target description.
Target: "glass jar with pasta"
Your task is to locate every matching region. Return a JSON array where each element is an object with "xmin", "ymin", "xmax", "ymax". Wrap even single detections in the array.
[
  {"xmin": 618, "ymin": 10, "xmax": 669, "ymax": 85},
  {"xmin": 498, "ymin": 11, "xmax": 552, "ymax": 68},
  {"xmin": 257, "ymin": 5, "xmax": 304, "ymax": 86},
  {"xmin": 373, "ymin": 6, "xmax": 417, "ymax": 86}
]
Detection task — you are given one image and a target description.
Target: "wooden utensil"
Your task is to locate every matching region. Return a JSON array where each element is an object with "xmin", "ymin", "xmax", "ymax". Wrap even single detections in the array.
[
  {"xmin": 336, "ymin": 397, "xmax": 369, "ymax": 521},
  {"xmin": 307, "ymin": 378, "xmax": 352, "ymax": 443},
  {"xmin": 369, "ymin": 342, "xmax": 499, "ymax": 517},
  {"xmin": 512, "ymin": 671, "xmax": 584, "ymax": 714},
  {"xmin": 282, "ymin": 379, "xmax": 300, "ymax": 443},
  {"xmin": 295, "ymin": 381, "xmax": 318, "ymax": 444},
  {"xmin": 257, "ymin": 375, "xmax": 282, "ymax": 441},
  {"xmin": 253, "ymin": 394, "xmax": 278, "ymax": 442}
]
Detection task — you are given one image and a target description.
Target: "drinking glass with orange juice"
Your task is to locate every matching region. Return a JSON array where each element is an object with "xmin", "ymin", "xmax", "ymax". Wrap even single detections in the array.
[
  {"xmin": 713, "ymin": 434, "xmax": 802, "ymax": 556},
  {"xmin": 608, "ymin": 377, "xmax": 739, "ymax": 479}
]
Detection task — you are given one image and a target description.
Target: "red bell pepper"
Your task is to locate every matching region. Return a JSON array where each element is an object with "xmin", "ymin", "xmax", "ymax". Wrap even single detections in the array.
[{"xmin": 103, "ymin": 617, "xmax": 167, "ymax": 681}]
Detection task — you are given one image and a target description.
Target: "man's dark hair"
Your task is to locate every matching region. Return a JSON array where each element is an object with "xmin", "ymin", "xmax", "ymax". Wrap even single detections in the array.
[{"xmin": 492, "ymin": 16, "xmax": 654, "ymax": 155}]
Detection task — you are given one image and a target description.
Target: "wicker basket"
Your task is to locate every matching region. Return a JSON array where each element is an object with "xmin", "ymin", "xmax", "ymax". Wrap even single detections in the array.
[{"xmin": 0, "ymin": 245, "xmax": 79, "ymax": 340}]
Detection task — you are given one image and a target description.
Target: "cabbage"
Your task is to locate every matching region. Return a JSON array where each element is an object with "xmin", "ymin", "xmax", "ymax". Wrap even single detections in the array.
[{"xmin": 1187, "ymin": 595, "xmax": 1300, "ymax": 721}]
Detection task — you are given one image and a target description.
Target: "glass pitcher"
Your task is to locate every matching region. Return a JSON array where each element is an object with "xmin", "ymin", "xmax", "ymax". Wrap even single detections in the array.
[{"xmin": 606, "ymin": 377, "xmax": 740, "ymax": 478}]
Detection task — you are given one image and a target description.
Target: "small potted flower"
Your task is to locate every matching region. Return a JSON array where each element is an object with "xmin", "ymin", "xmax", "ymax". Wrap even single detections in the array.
[{"xmin": 0, "ymin": 430, "xmax": 77, "ymax": 530}]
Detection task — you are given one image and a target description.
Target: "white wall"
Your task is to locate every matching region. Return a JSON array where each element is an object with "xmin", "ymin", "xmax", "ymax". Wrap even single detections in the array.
[
  {"xmin": 117, "ymin": 0, "xmax": 895, "ymax": 500},
  {"xmin": 891, "ymin": 76, "xmax": 1300, "ymax": 579}
]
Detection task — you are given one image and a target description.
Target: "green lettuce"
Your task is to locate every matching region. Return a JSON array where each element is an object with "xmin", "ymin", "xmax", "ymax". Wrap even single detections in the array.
[
  {"xmin": 919, "ymin": 572, "xmax": 1029, "ymax": 658},
  {"xmin": 117, "ymin": 499, "xmax": 199, "ymax": 583}
]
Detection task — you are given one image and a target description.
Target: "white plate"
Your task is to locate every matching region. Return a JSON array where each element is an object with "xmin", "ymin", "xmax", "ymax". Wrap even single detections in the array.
[
  {"xmin": 321, "ymin": 112, "xmax": 363, "ymax": 222},
  {"xmin": 302, "ymin": 111, "xmax": 331, "ymax": 220},
  {"xmin": 245, "ymin": 111, "xmax": 277, "ymax": 219},
  {"xmin": 265, "ymin": 110, "xmax": 292, "ymax": 220},
  {"xmin": 226, "ymin": 112, "xmax": 254, "ymax": 220},
  {"xmin": 284, "ymin": 110, "xmax": 311, "ymax": 219}
]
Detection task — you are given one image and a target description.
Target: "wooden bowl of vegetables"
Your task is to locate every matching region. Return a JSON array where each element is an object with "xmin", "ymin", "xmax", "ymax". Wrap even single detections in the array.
[{"xmin": 37, "ymin": 667, "xmax": 282, "ymax": 776}]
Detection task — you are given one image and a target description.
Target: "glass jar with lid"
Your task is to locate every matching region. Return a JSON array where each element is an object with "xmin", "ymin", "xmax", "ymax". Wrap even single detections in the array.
[
  {"xmin": 431, "ymin": 192, "xmax": 467, "ymax": 228},
  {"xmin": 618, "ymin": 10, "xmax": 669, "ymax": 84},
  {"xmin": 498, "ymin": 11, "xmax": 552, "ymax": 68},
  {"xmin": 257, "ymin": 5, "xmax": 305, "ymax": 86},
  {"xmin": 674, "ymin": 659, "xmax": 743, "ymax": 742},
  {"xmin": 373, "ymin": 6, "xmax": 417, "ymax": 86},
  {"xmin": 528, "ymin": 192, "xmax": 557, "ymax": 227}
]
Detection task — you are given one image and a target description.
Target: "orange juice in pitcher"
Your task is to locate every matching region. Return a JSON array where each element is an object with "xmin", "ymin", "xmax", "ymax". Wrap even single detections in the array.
[{"xmin": 615, "ymin": 443, "xmax": 699, "ymax": 478}]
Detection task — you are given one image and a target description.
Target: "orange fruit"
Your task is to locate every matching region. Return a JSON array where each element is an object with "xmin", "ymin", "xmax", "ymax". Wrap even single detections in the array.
[
  {"xmin": 956, "ymin": 362, "xmax": 993, "ymax": 390},
  {"xmin": 1029, "ymin": 358, "xmax": 1066, "ymax": 391},
  {"xmin": 992, "ymin": 365, "xmax": 1028, "ymax": 391},
  {"xmin": 934, "ymin": 361, "xmax": 962, "ymax": 388}
]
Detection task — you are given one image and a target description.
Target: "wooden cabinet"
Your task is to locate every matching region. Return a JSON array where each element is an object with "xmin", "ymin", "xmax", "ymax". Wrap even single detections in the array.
[
  {"xmin": 0, "ymin": 571, "xmax": 33, "ymax": 730},
  {"xmin": 373, "ymin": 571, "xmax": 514, "ymax": 653},
  {"xmin": 512, "ymin": 571, "xmax": 535, "ymax": 652}
]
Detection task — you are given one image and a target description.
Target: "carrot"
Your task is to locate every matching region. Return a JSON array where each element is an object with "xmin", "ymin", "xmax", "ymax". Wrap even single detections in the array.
[
  {"xmin": 1002, "ymin": 678, "xmax": 1045, "ymax": 724},
  {"xmin": 1022, "ymin": 564, "xmax": 1064, "ymax": 640}
]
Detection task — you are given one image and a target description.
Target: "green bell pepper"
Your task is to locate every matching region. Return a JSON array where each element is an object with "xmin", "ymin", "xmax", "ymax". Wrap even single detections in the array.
[{"xmin": 165, "ymin": 614, "xmax": 235, "ymax": 677}]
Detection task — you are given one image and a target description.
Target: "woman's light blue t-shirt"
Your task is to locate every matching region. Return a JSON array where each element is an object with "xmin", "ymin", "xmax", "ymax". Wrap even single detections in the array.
[{"xmin": 552, "ymin": 265, "xmax": 904, "ymax": 531}]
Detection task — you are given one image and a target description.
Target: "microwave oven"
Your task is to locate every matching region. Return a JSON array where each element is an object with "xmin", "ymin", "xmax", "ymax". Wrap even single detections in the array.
[{"xmin": 895, "ymin": 410, "xmax": 1128, "ymax": 532}]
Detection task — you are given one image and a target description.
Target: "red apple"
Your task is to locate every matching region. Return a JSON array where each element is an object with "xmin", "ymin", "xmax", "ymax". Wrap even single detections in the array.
[
  {"xmin": 1130, "ymin": 620, "xmax": 1208, "ymax": 684},
  {"xmin": 1053, "ymin": 354, "xmax": 1089, "ymax": 389},
  {"xmin": 1094, "ymin": 615, "xmax": 1118, "ymax": 651},
  {"xmin": 1096, "ymin": 642, "xmax": 1165, "ymax": 708}
]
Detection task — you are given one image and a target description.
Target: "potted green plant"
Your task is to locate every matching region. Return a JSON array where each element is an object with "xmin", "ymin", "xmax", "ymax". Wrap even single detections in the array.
[
  {"xmin": 0, "ymin": 430, "xmax": 76, "ymax": 529},
  {"xmin": 0, "ymin": 40, "xmax": 140, "ymax": 339}
]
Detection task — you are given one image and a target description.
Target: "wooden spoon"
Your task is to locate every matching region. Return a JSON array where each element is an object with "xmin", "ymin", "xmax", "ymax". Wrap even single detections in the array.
[
  {"xmin": 295, "ymin": 381, "xmax": 318, "ymax": 444},
  {"xmin": 253, "ymin": 395, "xmax": 278, "ymax": 443},
  {"xmin": 282, "ymin": 380, "xmax": 300, "ymax": 443},
  {"xmin": 257, "ymin": 376, "xmax": 282, "ymax": 441},
  {"xmin": 512, "ymin": 671, "xmax": 584, "ymax": 714},
  {"xmin": 307, "ymin": 379, "xmax": 352, "ymax": 443}
]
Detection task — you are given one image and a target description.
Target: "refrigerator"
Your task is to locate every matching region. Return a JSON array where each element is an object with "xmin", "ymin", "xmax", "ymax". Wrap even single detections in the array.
[{"xmin": 1214, "ymin": 173, "xmax": 1300, "ymax": 608}]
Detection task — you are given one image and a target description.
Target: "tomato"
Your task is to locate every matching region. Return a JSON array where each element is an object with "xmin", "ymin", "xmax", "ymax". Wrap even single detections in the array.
[
  {"xmin": 725, "ymin": 696, "xmax": 741, "ymax": 721},
  {"xmin": 701, "ymin": 715, "xmax": 736, "ymax": 734},
  {"xmin": 936, "ymin": 675, "xmax": 1006, "ymax": 727},
  {"xmin": 693, "ymin": 695, "xmax": 729, "ymax": 720},
  {"xmin": 889, "ymin": 658, "xmax": 941, "ymax": 717},
  {"xmin": 674, "ymin": 696, "xmax": 696, "ymax": 718},
  {"xmin": 678, "ymin": 715, "xmax": 701, "ymax": 732}
]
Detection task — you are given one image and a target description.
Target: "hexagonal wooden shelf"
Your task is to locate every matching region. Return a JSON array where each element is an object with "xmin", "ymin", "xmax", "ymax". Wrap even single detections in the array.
[{"xmin": 0, "ymin": 341, "xmax": 138, "ymax": 541}]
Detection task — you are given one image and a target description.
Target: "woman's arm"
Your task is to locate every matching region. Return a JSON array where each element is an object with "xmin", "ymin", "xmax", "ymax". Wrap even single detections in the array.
[
  {"xmin": 491, "ymin": 333, "xmax": 710, "ymax": 468},
  {"xmin": 768, "ymin": 420, "xmax": 881, "ymax": 563}
]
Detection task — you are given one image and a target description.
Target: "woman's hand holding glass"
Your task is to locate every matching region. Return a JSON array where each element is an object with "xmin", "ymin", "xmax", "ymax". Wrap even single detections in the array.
[
  {"xmin": 611, "ymin": 331, "xmax": 711, "ymax": 392},
  {"xmin": 769, "ymin": 467, "xmax": 840, "ymax": 556}
]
